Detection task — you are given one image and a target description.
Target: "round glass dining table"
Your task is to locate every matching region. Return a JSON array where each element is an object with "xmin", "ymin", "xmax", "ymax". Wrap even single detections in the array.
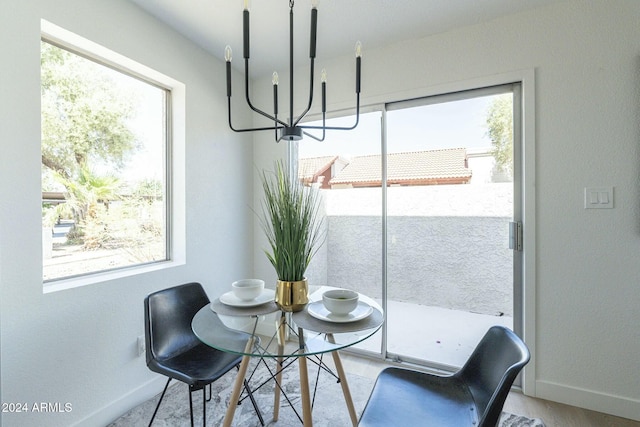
[{"xmin": 191, "ymin": 286, "xmax": 383, "ymax": 427}]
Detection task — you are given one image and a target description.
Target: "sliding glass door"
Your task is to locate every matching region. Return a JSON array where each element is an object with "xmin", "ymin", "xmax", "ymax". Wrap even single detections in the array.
[
  {"xmin": 385, "ymin": 86, "xmax": 519, "ymax": 368},
  {"xmin": 296, "ymin": 83, "xmax": 522, "ymax": 369}
]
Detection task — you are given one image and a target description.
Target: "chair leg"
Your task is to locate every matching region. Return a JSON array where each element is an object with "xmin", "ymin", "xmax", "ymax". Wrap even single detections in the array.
[
  {"xmin": 202, "ymin": 388, "xmax": 206, "ymax": 427},
  {"xmin": 188, "ymin": 386, "xmax": 194, "ymax": 427},
  {"xmin": 187, "ymin": 385, "xmax": 208, "ymax": 427},
  {"xmin": 148, "ymin": 378, "xmax": 172, "ymax": 427},
  {"xmin": 206, "ymin": 383, "xmax": 212, "ymax": 402}
]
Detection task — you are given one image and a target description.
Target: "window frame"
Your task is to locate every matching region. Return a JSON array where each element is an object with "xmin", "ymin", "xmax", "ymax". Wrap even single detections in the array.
[{"xmin": 41, "ymin": 20, "xmax": 186, "ymax": 293}]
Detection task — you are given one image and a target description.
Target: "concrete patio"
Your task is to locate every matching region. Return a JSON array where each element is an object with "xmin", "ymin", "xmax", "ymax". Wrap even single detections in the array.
[{"xmin": 349, "ymin": 299, "xmax": 513, "ymax": 369}]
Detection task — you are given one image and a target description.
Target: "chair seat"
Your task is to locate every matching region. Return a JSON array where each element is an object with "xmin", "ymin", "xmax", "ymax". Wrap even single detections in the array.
[
  {"xmin": 359, "ymin": 367, "xmax": 478, "ymax": 427},
  {"xmin": 148, "ymin": 343, "xmax": 242, "ymax": 389}
]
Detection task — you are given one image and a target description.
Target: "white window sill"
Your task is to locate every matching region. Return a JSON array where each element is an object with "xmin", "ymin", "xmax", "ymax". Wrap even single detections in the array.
[{"xmin": 43, "ymin": 259, "xmax": 185, "ymax": 294}]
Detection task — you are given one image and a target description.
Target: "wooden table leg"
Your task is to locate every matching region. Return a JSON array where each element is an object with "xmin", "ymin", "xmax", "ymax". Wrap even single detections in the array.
[
  {"xmin": 297, "ymin": 354, "xmax": 314, "ymax": 426},
  {"xmin": 298, "ymin": 327, "xmax": 313, "ymax": 426},
  {"xmin": 222, "ymin": 336, "xmax": 255, "ymax": 427},
  {"xmin": 327, "ymin": 333, "xmax": 358, "ymax": 426},
  {"xmin": 273, "ymin": 312, "xmax": 286, "ymax": 421}
]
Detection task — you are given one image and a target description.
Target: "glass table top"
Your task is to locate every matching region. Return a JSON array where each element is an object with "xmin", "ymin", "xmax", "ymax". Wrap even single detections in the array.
[{"xmin": 192, "ymin": 286, "xmax": 384, "ymax": 358}]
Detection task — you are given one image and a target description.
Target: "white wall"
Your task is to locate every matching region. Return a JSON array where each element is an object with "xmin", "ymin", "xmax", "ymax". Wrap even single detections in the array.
[
  {"xmin": 2, "ymin": 0, "xmax": 639, "ymax": 424},
  {"xmin": 0, "ymin": 0, "xmax": 253, "ymax": 426},
  {"xmin": 251, "ymin": 0, "xmax": 640, "ymax": 421}
]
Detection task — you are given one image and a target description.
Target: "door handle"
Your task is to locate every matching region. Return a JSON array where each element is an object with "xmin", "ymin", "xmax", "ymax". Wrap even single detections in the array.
[{"xmin": 509, "ymin": 221, "xmax": 523, "ymax": 251}]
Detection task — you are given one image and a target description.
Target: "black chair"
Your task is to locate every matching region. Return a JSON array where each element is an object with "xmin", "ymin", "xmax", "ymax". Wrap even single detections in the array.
[
  {"xmin": 359, "ymin": 325, "xmax": 530, "ymax": 427},
  {"xmin": 144, "ymin": 282, "xmax": 263, "ymax": 426}
]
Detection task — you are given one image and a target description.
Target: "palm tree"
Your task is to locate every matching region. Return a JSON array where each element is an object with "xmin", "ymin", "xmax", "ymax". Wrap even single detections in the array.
[{"xmin": 54, "ymin": 166, "xmax": 121, "ymax": 244}]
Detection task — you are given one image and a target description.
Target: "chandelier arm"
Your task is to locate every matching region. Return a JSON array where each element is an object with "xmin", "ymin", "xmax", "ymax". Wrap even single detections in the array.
[
  {"xmin": 300, "ymin": 111, "xmax": 325, "ymax": 141},
  {"xmin": 302, "ymin": 130, "xmax": 325, "ymax": 142},
  {"xmin": 243, "ymin": 59, "xmax": 288, "ymax": 127},
  {"xmin": 300, "ymin": 120, "xmax": 359, "ymax": 131},
  {"xmin": 292, "ymin": 58, "xmax": 315, "ymax": 128},
  {"xmin": 299, "ymin": 94, "xmax": 361, "ymax": 131},
  {"xmin": 231, "ymin": 127, "xmax": 286, "ymax": 133},
  {"xmin": 228, "ymin": 98, "xmax": 285, "ymax": 134}
]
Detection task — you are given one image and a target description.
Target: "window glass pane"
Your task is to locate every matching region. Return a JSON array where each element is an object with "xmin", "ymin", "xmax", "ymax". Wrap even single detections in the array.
[
  {"xmin": 298, "ymin": 112, "xmax": 383, "ymax": 353},
  {"xmin": 386, "ymin": 92, "xmax": 514, "ymax": 368},
  {"xmin": 41, "ymin": 41, "xmax": 168, "ymax": 282}
]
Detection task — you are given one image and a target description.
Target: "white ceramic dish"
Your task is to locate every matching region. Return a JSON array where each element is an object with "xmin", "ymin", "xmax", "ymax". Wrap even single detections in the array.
[
  {"xmin": 232, "ymin": 278, "xmax": 265, "ymax": 301},
  {"xmin": 322, "ymin": 289, "xmax": 359, "ymax": 315},
  {"xmin": 219, "ymin": 289, "xmax": 275, "ymax": 307},
  {"xmin": 307, "ymin": 301, "xmax": 373, "ymax": 323}
]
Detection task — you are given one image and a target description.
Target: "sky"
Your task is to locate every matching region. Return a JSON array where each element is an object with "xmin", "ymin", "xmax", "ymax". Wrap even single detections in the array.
[{"xmin": 299, "ymin": 95, "xmax": 498, "ymax": 159}]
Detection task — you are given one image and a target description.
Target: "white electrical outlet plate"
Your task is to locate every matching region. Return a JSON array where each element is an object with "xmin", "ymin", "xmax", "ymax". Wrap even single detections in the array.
[
  {"xmin": 584, "ymin": 187, "xmax": 613, "ymax": 209},
  {"xmin": 137, "ymin": 335, "xmax": 145, "ymax": 357}
]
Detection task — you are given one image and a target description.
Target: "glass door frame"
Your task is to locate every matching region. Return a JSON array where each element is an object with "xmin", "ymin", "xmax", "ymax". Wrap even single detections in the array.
[
  {"xmin": 290, "ymin": 77, "xmax": 534, "ymax": 387},
  {"xmin": 380, "ymin": 83, "xmax": 523, "ymax": 372}
]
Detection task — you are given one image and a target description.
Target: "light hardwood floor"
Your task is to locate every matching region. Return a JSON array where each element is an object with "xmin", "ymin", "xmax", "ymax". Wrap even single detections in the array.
[{"xmin": 339, "ymin": 353, "xmax": 640, "ymax": 427}]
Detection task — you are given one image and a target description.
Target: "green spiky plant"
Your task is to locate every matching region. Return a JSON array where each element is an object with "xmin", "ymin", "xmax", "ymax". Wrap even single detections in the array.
[{"xmin": 259, "ymin": 161, "xmax": 326, "ymax": 282}]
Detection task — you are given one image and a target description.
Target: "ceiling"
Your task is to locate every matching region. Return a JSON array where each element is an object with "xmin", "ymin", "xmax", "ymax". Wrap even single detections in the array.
[{"xmin": 128, "ymin": 0, "xmax": 563, "ymax": 77}]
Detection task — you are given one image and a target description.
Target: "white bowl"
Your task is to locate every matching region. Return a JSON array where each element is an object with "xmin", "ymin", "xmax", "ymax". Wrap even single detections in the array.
[
  {"xmin": 232, "ymin": 279, "xmax": 265, "ymax": 301},
  {"xmin": 322, "ymin": 289, "xmax": 359, "ymax": 315}
]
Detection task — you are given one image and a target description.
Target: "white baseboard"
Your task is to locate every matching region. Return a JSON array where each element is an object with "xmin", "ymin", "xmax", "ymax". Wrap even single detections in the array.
[
  {"xmin": 536, "ymin": 380, "xmax": 640, "ymax": 422},
  {"xmin": 70, "ymin": 376, "xmax": 166, "ymax": 427}
]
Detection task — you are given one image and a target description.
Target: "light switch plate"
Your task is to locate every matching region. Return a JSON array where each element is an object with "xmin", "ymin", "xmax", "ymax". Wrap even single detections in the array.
[{"xmin": 584, "ymin": 187, "xmax": 613, "ymax": 209}]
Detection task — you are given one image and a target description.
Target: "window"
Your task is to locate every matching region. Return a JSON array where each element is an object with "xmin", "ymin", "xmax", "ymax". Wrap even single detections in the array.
[{"xmin": 41, "ymin": 36, "xmax": 171, "ymax": 283}]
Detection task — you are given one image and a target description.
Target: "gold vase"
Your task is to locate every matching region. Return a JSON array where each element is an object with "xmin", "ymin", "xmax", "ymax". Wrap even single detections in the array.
[{"xmin": 275, "ymin": 279, "xmax": 308, "ymax": 312}]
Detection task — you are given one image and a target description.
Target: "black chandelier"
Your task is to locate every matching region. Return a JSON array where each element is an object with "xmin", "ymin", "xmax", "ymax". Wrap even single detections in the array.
[{"xmin": 225, "ymin": 0, "xmax": 361, "ymax": 142}]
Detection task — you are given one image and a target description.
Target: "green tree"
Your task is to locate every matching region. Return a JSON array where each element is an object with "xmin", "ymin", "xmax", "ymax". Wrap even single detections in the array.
[
  {"xmin": 485, "ymin": 94, "xmax": 513, "ymax": 176},
  {"xmin": 54, "ymin": 167, "xmax": 122, "ymax": 247},
  {"xmin": 41, "ymin": 41, "xmax": 138, "ymax": 181}
]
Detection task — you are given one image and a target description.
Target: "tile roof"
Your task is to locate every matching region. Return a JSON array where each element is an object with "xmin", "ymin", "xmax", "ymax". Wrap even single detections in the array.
[
  {"xmin": 329, "ymin": 148, "xmax": 471, "ymax": 185},
  {"xmin": 298, "ymin": 156, "xmax": 339, "ymax": 180}
]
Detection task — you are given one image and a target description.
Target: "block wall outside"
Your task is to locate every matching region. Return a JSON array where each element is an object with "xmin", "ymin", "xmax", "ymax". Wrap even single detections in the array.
[{"xmin": 305, "ymin": 183, "xmax": 513, "ymax": 316}]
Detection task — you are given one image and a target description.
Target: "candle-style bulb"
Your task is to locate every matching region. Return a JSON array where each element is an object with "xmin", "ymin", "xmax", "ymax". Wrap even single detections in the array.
[
  {"xmin": 321, "ymin": 68, "xmax": 327, "ymax": 113},
  {"xmin": 355, "ymin": 42, "xmax": 362, "ymax": 94},
  {"xmin": 225, "ymin": 46, "xmax": 232, "ymax": 97},
  {"xmin": 311, "ymin": 0, "xmax": 319, "ymax": 8},
  {"xmin": 272, "ymin": 72, "xmax": 278, "ymax": 115},
  {"xmin": 244, "ymin": 0, "xmax": 250, "ymax": 11}
]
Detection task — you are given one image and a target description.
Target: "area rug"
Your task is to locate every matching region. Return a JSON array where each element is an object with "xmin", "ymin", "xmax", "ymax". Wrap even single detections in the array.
[{"xmin": 109, "ymin": 359, "xmax": 545, "ymax": 426}]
